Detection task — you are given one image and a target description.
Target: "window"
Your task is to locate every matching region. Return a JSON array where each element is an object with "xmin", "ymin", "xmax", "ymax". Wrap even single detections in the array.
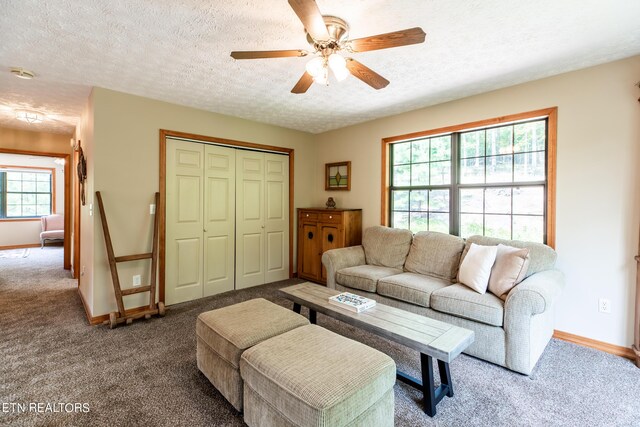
[
  {"xmin": 390, "ymin": 135, "xmax": 452, "ymax": 234},
  {"xmin": 0, "ymin": 169, "xmax": 53, "ymax": 219},
  {"xmin": 383, "ymin": 108, "xmax": 556, "ymax": 245}
]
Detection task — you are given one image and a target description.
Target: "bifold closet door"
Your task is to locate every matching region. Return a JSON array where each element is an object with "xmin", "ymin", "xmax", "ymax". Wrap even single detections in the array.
[
  {"xmin": 264, "ymin": 153, "xmax": 289, "ymax": 284},
  {"xmin": 203, "ymin": 145, "xmax": 236, "ymax": 297},
  {"xmin": 236, "ymin": 151, "xmax": 289, "ymax": 289},
  {"xmin": 236, "ymin": 151, "xmax": 265, "ymax": 289},
  {"xmin": 165, "ymin": 140, "xmax": 204, "ymax": 305},
  {"xmin": 166, "ymin": 141, "xmax": 236, "ymax": 304}
]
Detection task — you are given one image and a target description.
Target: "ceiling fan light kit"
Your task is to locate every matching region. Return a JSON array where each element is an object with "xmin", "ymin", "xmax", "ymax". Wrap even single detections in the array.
[{"xmin": 230, "ymin": 0, "xmax": 426, "ymax": 94}]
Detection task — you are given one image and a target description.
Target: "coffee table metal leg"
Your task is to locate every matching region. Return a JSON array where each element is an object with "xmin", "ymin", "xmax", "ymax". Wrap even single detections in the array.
[
  {"xmin": 309, "ymin": 309, "xmax": 317, "ymax": 324},
  {"xmin": 293, "ymin": 303, "xmax": 301, "ymax": 314},
  {"xmin": 438, "ymin": 359, "xmax": 454, "ymax": 397},
  {"xmin": 396, "ymin": 353, "xmax": 453, "ymax": 417},
  {"xmin": 422, "ymin": 353, "xmax": 437, "ymax": 417}
]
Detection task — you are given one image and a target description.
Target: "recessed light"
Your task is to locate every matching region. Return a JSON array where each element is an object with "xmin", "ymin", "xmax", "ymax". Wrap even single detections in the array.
[
  {"xmin": 15, "ymin": 110, "xmax": 45, "ymax": 124},
  {"xmin": 10, "ymin": 67, "xmax": 35, "ymax": 79}
]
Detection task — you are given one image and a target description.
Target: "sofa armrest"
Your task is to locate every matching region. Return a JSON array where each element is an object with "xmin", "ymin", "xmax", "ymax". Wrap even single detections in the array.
[
  {"xmin": 504, "ymin": 269, "xmax": 565, "ymax": 374},
  {"xmin": 321, "ymin": 246, "xmax": 366, "ymax": 289},
  {"xmin": 505, "ymin": 269, "xmax": 565, "ymax": 316}
]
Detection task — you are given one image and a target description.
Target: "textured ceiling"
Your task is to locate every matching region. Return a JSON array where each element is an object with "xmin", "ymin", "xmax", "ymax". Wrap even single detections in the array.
[{"xmin": 0, "ymin": 0, "xmax": 639, "ymax": 135}]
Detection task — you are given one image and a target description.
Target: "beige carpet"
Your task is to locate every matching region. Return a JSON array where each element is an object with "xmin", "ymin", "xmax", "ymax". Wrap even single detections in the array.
[
  {"xmin": 0, "ymin": 248, "xmax": 31, "ymax": 259},
  {"xmin": 1, "ymin": 247, "xmax": 639, "ymax": 427}
]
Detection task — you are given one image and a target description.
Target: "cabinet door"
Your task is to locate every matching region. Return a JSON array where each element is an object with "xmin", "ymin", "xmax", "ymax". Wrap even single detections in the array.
[
  {"xmin": 320, "ymin": 223, "xmax": 344, "ymax": 281},
  {"xmin": 299, "ymin": 222, "xmax": 319, "ymax": 279}
]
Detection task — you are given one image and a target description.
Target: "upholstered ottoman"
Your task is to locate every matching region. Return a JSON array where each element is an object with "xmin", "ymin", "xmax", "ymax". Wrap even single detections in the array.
[
  {"xmin": 196, "ymin": 298, "xmax": 309, "ymax": 411},
  {"xmin": 240, "ymin": 324, "xmax": 396, "ymax": 427}
]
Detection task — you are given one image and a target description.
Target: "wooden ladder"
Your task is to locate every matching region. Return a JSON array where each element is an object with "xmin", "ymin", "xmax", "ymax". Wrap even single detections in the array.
[{"xmin": 95, "ymin": 191, "xmax": 165, "ymax": 328}]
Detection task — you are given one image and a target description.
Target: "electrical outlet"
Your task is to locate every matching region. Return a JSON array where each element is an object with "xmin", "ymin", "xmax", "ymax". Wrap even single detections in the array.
[
  {"xmin": 598, "ymin": 298, "xmax": 611, "ymax": 313},
  {"xmin": 150, "ymin": 204, "xmax": 156, "ymax": 214},
  {"xmin": 133, "ymin": 275, "xmax": 142, "ymax": 287}
]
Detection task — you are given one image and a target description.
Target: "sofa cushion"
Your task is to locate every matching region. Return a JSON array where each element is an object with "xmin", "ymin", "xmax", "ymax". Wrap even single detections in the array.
[
  {"xmin": 336, "ymin": 265, "xmax": 402, "ymax": 293},
  {"xmin": 362, "ymin": 226, "xmax": 413, "ymax": 270},
  {"xmin": 461, "ymin": 235, "xmax": 556, "ymax": 278},
  {"xmin": 404, "ymin": 231, "xmax": 465, "ymax": 282},
  {"xmin": 41, "ymin": 230, "xmax": 64, "ymax": 240},
  {"xmin": 431, "ymin": 284, "xmax": 504, "ymax": 327},
  {"xmin": 488, "ymin": 244, "xmax": 531, "ymax": 300},
  {"xmin": 377, "ymin": 273, "xmax": 450, "ymax": 308}
]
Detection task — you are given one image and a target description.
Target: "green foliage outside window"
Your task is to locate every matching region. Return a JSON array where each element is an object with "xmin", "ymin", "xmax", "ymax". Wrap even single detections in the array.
[{"xmin": 390, "ymin": 119, "xmax": 547, "ymax": 243}]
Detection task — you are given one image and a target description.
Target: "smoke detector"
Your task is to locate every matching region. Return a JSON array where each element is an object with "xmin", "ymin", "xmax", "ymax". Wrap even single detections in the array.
[{"xmin": 10, "ymin": 67, "xmax": 35, "ymax": 79}]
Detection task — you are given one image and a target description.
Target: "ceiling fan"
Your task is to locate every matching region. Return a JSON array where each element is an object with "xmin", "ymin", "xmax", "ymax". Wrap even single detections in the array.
[{"xmin": 230, "ymin": 0, "xmax": 426, "ymax": 94}]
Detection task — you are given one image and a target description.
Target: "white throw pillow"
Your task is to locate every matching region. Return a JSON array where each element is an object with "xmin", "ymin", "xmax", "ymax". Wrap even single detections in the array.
[
  {"xmin": 458, "ymin": 243, "xmax": 498, "ymax": 294},
  {"xmin": 488, "ymin": 244, "xmax": 531, "ymax": 300}
]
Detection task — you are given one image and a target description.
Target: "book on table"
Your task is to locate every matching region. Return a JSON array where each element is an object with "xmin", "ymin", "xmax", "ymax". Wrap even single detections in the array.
[{"xmin": 328, "ymin": 292, "xmax": 376, "ymax": 313}]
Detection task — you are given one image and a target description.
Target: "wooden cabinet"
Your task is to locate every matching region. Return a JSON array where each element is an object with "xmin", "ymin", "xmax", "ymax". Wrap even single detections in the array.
[{"xmin": 297, "ymin": 208, "xmax": 362, "ymax": 284}]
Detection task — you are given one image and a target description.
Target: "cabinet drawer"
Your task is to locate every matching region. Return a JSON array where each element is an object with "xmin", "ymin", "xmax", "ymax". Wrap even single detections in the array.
[
  {"xmin": 319, "ymin": 212, "xmax": 342, "ymax": 223},
  {"xmin": 299, "ymin": 211, "xmax": 318, "ymax": 221}
]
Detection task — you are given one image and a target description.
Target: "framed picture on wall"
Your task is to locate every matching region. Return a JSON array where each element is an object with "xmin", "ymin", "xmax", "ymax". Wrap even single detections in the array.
[{"xmin": 325, "ymin": 161, "xmax": 351, "ymax": 191}]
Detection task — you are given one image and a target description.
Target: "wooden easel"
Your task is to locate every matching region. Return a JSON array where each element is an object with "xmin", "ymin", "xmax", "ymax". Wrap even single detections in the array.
[{"xmin": 96, "ymin": 191, "xmax": 165, "ymax": 328}]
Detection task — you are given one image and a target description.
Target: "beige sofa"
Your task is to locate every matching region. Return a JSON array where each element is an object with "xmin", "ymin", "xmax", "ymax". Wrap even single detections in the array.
[{"xmin": 322, "ymin": 226, "xmax": 564, "ymax": 375}]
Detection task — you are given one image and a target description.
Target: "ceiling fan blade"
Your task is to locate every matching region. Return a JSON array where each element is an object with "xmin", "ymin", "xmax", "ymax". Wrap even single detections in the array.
[
  {"xmin": 291, "ymin": 72, "xmax": 314, "ymax": 94},
  {"xmin": 230, "ymin": 50, "xmax": 308, "ymax": 59},
  {"xmin": 345, "ymin": 58, "xmax": 389, "ymax": 90},
  {"xmin": 288, "ymin": 0, "xmax": 330, "ymax": 41},
  {"xmin": 349, "ymin": 27, "xmax": 426, "ymax": 52}
]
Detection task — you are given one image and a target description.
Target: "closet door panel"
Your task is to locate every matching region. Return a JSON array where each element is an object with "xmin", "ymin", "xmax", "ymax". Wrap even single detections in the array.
[
  {"xmin": 166, "ymin": 140, "xmax": 204, "ymax": 305},
  {"xmin": 265, "ymin": 154, "xmax": 289, "ymax": 283},
  {"xmin": 203, "ymin": 145, "xmax": 236, "ymax": 297},
  {"xmin": 236, "ymin": 151, "xmax": 265, "ymax": 289}
]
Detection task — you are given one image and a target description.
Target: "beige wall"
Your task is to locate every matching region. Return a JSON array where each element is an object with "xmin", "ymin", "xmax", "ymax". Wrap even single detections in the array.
[
  {"xmin": 84, "ymin": 88, "xmax": 317, "ymax": 317},
  {"xmin": 313, "ymin": 56, "xmax": 640, "ymax": 347},
  {"xmin": 0, "ymin": 153, "xmax": 65, "ymax": 246},
  {"xmin": 0, "ymin": 127, "xmax": 72, "ymax": 248},
  {"xmin": 76, "ymin": 91, "xmax": 95, "ymax": 313}
]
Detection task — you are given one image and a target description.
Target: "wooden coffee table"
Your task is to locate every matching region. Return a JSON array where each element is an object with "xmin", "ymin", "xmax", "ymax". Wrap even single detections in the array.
[{"xmin": 279, "ymin": 282, "xmax": 474, "ymax": 417}]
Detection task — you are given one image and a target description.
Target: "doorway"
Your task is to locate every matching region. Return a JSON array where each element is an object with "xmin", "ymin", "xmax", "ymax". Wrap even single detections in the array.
[{"xmin": 0, "ymin": 148, "xmax": 71, "ymax": 270}]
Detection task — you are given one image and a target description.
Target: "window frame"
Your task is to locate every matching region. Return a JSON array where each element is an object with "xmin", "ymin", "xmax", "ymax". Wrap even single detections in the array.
[
  {"xmin": 0, "ymin": 165, "xmax": 56, "ymax": 221},
  {"xmin": 381, "ymin": 107, "xmax": 557, "ymax": 248}
]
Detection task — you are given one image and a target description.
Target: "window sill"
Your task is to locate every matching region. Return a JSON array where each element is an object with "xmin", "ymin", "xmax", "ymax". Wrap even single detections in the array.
[{"xmin": 0, "ymin": 218, "xmax": 42, "ymax": 222}]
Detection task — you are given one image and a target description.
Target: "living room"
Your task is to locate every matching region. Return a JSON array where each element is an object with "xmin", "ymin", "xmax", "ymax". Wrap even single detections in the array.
[{"xmin": 1, "ymin": 1, "xmax": 639, "ymax": 426}]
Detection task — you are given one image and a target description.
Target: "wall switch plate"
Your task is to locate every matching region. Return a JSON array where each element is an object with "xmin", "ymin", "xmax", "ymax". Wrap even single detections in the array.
[
  {"xmin": 150, "ymin": 204, "xmax": 156, "ymax": 214},
  {"xmin": 133, "ymin": 275, "xmax": 142, "ymax": 287},
  {"xmin": 598, "ymin": 298, "xmax": 611, "ymax": 313},
  {"xmin": 89, "ymin": 203, "xmax": 93, "ymax": 217}
]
